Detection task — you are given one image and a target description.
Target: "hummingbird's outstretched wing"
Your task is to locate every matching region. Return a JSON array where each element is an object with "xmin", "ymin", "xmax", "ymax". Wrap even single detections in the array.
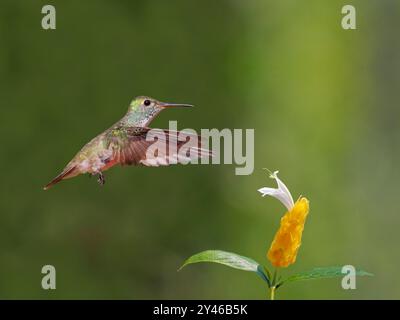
[{"xmin": 105, "ymin": 126, "xmax": 212, "ymax": 167}]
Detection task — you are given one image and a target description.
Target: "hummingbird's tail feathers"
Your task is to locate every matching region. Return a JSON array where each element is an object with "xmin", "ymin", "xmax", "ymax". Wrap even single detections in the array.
[{"xmin": 43, "ymin": 166, "xmax": 77, "ymax": 190}]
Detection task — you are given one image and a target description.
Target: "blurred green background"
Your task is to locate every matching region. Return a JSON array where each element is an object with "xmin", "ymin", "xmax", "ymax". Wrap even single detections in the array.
[{"xmin": 0, "ymin": 0, "xmax": 399, "ymax": 299}]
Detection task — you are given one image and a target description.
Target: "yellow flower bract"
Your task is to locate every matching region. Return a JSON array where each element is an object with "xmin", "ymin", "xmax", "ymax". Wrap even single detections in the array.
[{"xmin": 267, "ymin": 197, "xmax": 309, "ymax": 268}]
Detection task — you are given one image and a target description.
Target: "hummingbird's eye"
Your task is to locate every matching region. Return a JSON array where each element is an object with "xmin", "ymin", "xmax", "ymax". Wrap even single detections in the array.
[{"xmin": 143, "ymin": 99, "xmax": 151, "ymax": 106}]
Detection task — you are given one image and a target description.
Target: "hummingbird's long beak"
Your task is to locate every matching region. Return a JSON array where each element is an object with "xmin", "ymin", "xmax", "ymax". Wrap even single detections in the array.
[{"xmin": 159, "ymin": 102, "xmax": 193, "ymax": 108}]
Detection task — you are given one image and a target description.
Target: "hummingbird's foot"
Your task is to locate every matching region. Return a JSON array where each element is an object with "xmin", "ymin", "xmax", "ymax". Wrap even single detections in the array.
[{"xmin": 97, "ymin": 172, "xmax": 105, "ymax": 186}]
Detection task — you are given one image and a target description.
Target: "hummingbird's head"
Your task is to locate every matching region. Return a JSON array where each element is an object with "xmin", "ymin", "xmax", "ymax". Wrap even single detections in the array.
[
  {"xmin": 129, "ymin": 96, "xmax": 193, "ymax": 113},
  {"xmin": 126, "ymin": 96, "xmax": 193, "ymax": 126}
]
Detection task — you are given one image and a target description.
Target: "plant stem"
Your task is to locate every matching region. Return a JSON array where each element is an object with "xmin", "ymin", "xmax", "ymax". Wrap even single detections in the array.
[
  {"xmin": 269, "ymin": 268, "xmax": 279, "ymax": 300},
  {"xmin": 270, "ymin": 286, "xmax": 276, "ymax": 300}
]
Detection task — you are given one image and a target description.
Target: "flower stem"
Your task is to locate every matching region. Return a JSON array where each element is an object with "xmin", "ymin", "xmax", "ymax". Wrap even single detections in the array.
[
  {"xmin": 270, "ymin": 286, "xmax": 276, "ymax": 300},
  {"xmin": 269, "ymin": 268, "xmax": 279, "ymax": 300}
]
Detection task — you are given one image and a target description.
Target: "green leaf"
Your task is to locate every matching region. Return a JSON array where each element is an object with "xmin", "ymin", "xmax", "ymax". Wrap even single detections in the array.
[
  {"xmin": 257, "ymin": 265, "xmax": 271, "ymax": 287},
  {"xmin": 179, "ymin": 250, "xmax": 271, "ymax": 285},
  {"xmin": 179, "ymin": 250, "xmax": 259, "ymax": 271},
  {"xmin": 278, "ymin": 266, "xmax": 373, "ymax": 287}
]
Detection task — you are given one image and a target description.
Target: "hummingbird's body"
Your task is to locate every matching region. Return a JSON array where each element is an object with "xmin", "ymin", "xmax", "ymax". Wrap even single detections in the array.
[{"xmin": 44, "ymin": 96, "xmax": 211, "ymax": 190}]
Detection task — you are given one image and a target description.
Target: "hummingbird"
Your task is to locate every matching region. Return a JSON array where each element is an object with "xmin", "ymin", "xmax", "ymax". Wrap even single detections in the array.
[{"xmin": 43, "ymin": 96, "xmax": 212, "ymax": 190}]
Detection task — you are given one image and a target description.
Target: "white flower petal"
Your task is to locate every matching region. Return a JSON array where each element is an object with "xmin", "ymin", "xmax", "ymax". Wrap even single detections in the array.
[{"xmin": 258, "ymin": 171, "xmax": 294, "ymax": 211}]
